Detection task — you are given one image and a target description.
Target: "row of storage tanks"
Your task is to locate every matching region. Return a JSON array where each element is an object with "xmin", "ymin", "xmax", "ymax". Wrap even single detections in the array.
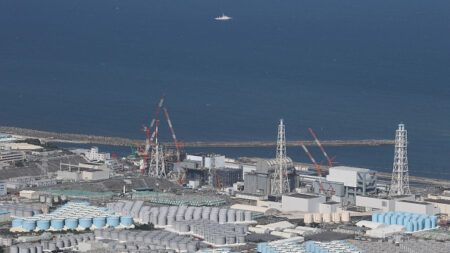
[
  {"xmin": 10, "ymin": 233, "xmax": 95, "ymax": 253},
  {"xmin": 371, "ymin": 212, "xmax": 438, "ymax": 232},
  {"xmin": 304, "ymin": 212, "xmax": 350, "ymax": 224},
  {"xmin": 94, "ymin": 227, "xmax": 200, "ymax": 252},
  {"xmin": 11, "ymin": 201, "xmax": 133, "ymax": 232},
  {"xmin": 107, "ymin": 201, "xmax": 254, "ymax": 226},
  {"xmin": 304, "ymin": 241, "xmax": 363, "ymax": 253},
  {"xmin": 258, "ymin": 241, "xmax": 306, "ymax": 253},
  {"xmin": 171, "ymin": 220, "xmax": 248, "ymax": 246},
  {"xmin": 0, "ymin": 204, "xmax": 42, "ymax": 218},
  {"xmin": 38, "ymin": 194, "xmax": 66, "ymax": 205}
]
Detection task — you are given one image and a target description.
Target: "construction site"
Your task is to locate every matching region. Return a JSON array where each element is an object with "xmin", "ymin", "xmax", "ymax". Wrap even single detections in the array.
[{"xmin": 0, "ymin": 94, "xmax": 449, "ymax": 253}]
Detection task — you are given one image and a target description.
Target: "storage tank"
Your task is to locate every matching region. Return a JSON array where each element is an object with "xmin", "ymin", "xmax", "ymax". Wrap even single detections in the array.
[
  {"xmin": 65, "ymin": 218, "xmax": 78, "ymax": 230},
  {"xmin": 226, "ymin": 235, "xmax": 236, "ymax": 245},
  {"xmin": 304, "ymin": 213, "xmax": 313, "ymax": 224},
  {"xmin": 18, "ymin": 247, "xmax": 29, "ymax": 253},
  {"xmin": 372, "ymin": 213, "xmax": 378, "ymax": 222},
  {"xmin": 93, "ymin": 217, "xmax": 106, "ymax": 228},
  {"xmin": 332, "ymin": 213, "xmax": 341, "ymax": 223},
  {"xmin": 396, "ymin": 215, "xmax": 404, "ymax": 226},
  {"xmin": 107, "ymin": 216, "xmax": 120, "ymax": 227},
  {"xmin": 56, "ymin": 240, "xmax": 64, "ymax": 249},
  {"xmin": 48, "ymin": 243, "xmax": 56, "ymax": 252},
  {"xmin": 10, "ymin": 245, "xmax": 18, "ymax": 253},
  {"xmin": 227, "ymin": 210, "xmax": 236, "ymax": 223},
  {"xmin": 418, "ymin": 218, "xmax": 424, "ymax": 230},
  {"xmin": 244, "ymin": 211, "xmax": 252, "ymax": 222},
  {"xmin": 341, "ymin": 212, "xmax": 350, "ymax": 223},
  {"xmin": 36, "ymin": 246, "xmax": 43, "ymax": 253},
  {"xmin": 424, "ymin": 218, "xmax": 431, "ymax": 229},
  {"xmin": 390, "ymin": 215, "xmax": 397, "ymax": 225},
  {"xmin": 412, "ymin": 220, "xmax": 418, "ymax": 231},
  {"xmin": 23, "ymin": 220, "xmax": 37, "ymax": 231},
  {"xmin": 323, "ymin": 213, "xmax": 332, "ymax": 223},
  {"xmin": 431, "ymin": 216, "xmax": 438, "ymax": 227},
  {"xmin": 378, "ymin": 213, "xmax": 385, "ymax": 224},
  {"xmin": 12, "ymin": 218, "xmax": 24, "ymax": 228},
  {"xmin": 79, "ymin": 218, "xmax": 93, "ymax": 229},
  {"xmin": 51, "ymin": 219, "xmax": 64, "ymax": 230},
  {"xmin": 313, "ymin": 213, "xmax": 322, "ymax": 223},
  {"xmin": 120, "ymin": 216, "xmax": 133, "ymax": 227},
  {"xmin": 384, "ymin": 214, "xmax": 391, "ymax": 224},
  {"xmin": 37, "ymin": 220, "xmax": 50, "ymax": 230}
]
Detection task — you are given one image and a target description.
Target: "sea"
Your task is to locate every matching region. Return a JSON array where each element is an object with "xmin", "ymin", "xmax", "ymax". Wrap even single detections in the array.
[{"xmin": 0, "ymin": 0, "xmax": 449, "ymax": 179}]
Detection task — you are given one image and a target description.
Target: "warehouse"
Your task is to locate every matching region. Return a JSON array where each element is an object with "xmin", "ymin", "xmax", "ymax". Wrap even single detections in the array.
[
  {"xmin": 356, "ymin": 195, "xmax": 414, "ymax": 212},
  {"xmin": 282, "ymin": 193, "xmax": 325, "ymax": 212},
  {"xmin": 395, "ymin": 200, "xmax": 436, "ymax": 215},
  {"xmin": 424, "ymin": 198, "xmax": 450, "ymax": 217}
]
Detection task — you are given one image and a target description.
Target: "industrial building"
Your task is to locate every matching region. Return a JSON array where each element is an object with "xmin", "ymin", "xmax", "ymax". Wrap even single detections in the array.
[
  {"xmin": 0, "ymin": 150, "xmax": 25, "ymax": 164},
  {"xmin": 0, "ymin": 183, "xmax": 6, "ymax": 195},
  {"xmin": 84, "ymin": 147, "xmax": 110, "ymax": 162},
  {"xmin": 56, "ymin": 163, "xmax": 110, "ymax": 182},
  {"xmin": 326, "ymin": 166, "xmax": 377, "ymax": 204},
  {"xmin": 424, "ymin": 198, "xmax": 450, "ymax": 217},
  {"xmin": 394, "ymin": 200, "xmax": 436, "ymax": 215},
  {"xmin": 355, "ymin": 195, "xmax": 414, "ymax": 212},
  {"xmin": 281, "ymin": 193, "xmax": 326, "ymax": 212},
  {"xmin": 243, "ymin": 158, "xmax": 295, "ymax": 196}
]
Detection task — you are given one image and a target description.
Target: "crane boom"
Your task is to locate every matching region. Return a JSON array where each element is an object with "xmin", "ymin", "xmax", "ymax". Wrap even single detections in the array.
[
  {"xmin": 308, "ymin": 128, "xmax": 334, "ymax": 167},
  {"xmin": 298, "ymin": 140, "xmax": 323, "ymax": 176}
]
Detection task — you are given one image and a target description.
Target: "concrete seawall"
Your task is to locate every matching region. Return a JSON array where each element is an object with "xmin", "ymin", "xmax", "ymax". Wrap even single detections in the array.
[{"xmin": 0, "ymin": 126, "xmax": 394, "ymax": 148}]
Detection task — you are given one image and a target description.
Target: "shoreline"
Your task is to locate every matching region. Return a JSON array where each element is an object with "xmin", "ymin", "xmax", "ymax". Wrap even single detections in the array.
[{"xmin": 0, "ymin": 126, "xmax": 394, "ymax": 148}]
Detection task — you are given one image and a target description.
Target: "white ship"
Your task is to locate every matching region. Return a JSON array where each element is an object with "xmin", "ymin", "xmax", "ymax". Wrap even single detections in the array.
[{"xmin": 215, "ymin": 14, "xmax": 232, "ymax": 21}]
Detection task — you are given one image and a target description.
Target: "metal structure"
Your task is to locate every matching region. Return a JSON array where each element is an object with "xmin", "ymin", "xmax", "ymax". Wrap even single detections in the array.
[
  {"xmin": 148, "ymin": 120, "xmax": 166, "ymax": 178},
  {"xmin": 308, "ymin": 128, "xmax": 338, "ymax": 167},
  {"xmin": 271, "ymin": 119, "xmax": 290, "ymax": 195},
  {"xmin": 389, "ymin": 123, "xmax": 411, "ymax": 196}
]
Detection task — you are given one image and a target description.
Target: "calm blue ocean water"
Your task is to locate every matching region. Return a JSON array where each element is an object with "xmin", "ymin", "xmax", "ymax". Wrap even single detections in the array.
[{"xmin": 1, "ymin": 1, "xmax": 449, "ymax": 179}]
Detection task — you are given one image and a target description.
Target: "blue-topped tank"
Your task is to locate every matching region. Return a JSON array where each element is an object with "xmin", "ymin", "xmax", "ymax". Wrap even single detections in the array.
[
  {"xmin": 390, "ymin": 215, "xmax": 397, "ymax": 225},
  {"xmin": 424, "ymin": 218, "xmax": 431, "ymax": 229},
  {"xmin": 372, "ymin": 213, "xmax": 378, "ymax": 222},
  {"xmin": 79, "ymin": 218, "xmax": 93, "ymax": 228},
  {"xmin": 107, "ymin": 216, "xmax": 120, "ymax": 227},
  {"xmin": 384, "ymin": 214, "xmax": 391, "ymax": 224},
  {"xmin": 418, "ymin": 218, "xmax": 423, "ymax": 230},
  {"xmin": 51, "ymin": 219, "xmax": 64, "ymax": 230},
  {"xmin": 404, "ymin": 216, "xmax": 411, "ymax": 225},
  {"xmin": 378, "ymin": 213, "xmax": 385, "ymax": 223},
  {"xmin": 431, "ymin": 216, "xmax": 438, "ymax": 227},
  {"xmin": 37, "ymin": 220, "xmax": 50, "ymax": 230},
  {"xmin": 412, "ymin": 220, "xmax": 418, "ymax": 231},
  {"xmin": 406, "ymin": 222, "xmax": 413, "ymax": 232},
  {"xmin": 396, "ymin": 215, "xmax": 404, "ymax": 226},
  {"xmin": 120, "ymin": 216, "xmax": 133, "ymax": 227},
  {"xmin": 22, "ymin": 220, "xmax": 36, "ymax": 231},
  {"xmin": 65, "ymin": 218, "xmax": 78, "ymax": 230},
  {"xmin": 93, "ymin": 217, "xmax": 106, "ymax": 228},
  {"xmin": 12, "ymin": 218, "xmax": 24, "ymax": 228}
]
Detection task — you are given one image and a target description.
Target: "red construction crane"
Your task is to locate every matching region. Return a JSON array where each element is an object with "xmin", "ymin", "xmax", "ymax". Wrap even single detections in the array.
[
  {"xmin": 298, "ymin": 140, "xmax": 324, "ymax": 176},
  {"xmin": 308, "ymin": 128, "xmax": 338, "ymax": 167},
  {"xmin": 141, "ymin": 93, "xmax": 166, "ymax": 155},
  {"xmin": 298, "ymin": 140, "xmax": 334, "ymax": 195}
]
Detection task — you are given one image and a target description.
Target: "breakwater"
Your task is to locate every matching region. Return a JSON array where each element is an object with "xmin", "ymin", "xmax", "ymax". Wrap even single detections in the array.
[{"xmin": 0, "ymin": 126, "xmax": 394, "ymax": 148}]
